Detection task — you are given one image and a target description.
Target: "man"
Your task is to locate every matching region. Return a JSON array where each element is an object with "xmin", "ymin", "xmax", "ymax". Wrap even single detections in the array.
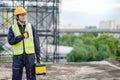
[{"xmin": 8, "ymin": 6, "xmax": 40, "ymax": 80}]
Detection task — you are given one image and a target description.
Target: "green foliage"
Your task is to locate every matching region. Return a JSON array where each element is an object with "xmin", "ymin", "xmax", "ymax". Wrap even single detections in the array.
[
  {"xmin": 67, "ymin": 47, "xmax": 88, "ymax": 62},
  {"xmin": 97, "ymin": 44, "xmax": 110, "ymax": 60},
  {"xmin": 0, "ymin": 45, "xmax": 3, "ymax": 55},
  {"xmin": 84, "ymin": 45, "xmax": 98, "ymax": 61},
  {"xmin": 60, "ymin": 33, "xmax": 119, "ymax": 62},
  {"xmin": 67, "ymin": 44, "xmax": 110, "ymax": 62},
  {"xmin": 115, "ymin": 48, "xmax": 120, "ymax": 61},
  {"xmin": 73, "ymin": 39, "xmax": 84, "ymax": 47},
  {"xmin": 0, "ymin": 57, "xmax": 7, "ymax": 62},
  {"xmin": 59, "ymin": 33, "xmax": 76, "ymax": 46},
  {"xmin": 0, "ymin": 56, "xmax": 12, "ymax": 63},
  {"xmin": 97, "ymin": 33, "xmax": 118, "ymax": 55},
  {"xmin": 0, "ymin": 45, "xmax": 4, "ymax": 60},
  {"xmin": 41, "ymin": 57, "xmax": 52, "ymax": 62},
  {"xmin": 0, "ymin": 45, "xmax": 3, "ymax": 51}
]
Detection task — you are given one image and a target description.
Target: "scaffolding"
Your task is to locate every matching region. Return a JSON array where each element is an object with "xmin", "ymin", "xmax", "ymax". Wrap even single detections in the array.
[{"xmin": 0, "ymin": 0, "xmax": 60, "ymax": 63}]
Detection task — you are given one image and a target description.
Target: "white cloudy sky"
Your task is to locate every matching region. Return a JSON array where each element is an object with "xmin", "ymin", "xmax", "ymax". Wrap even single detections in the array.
[{"xmin": 60, "ymin": 0, "xmax": 120, "ymax": 26}]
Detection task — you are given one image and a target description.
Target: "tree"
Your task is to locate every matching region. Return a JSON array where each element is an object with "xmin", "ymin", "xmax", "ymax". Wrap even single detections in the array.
[
  {"xmin": 60, "ymin": 33, "xmax": 119, "ymax": 62},
  {"xmin": 84, "ymin": 45, "xmax": 98, "ymax": 61},
  {"xmin": 59, "ymin": 33, "xmax": 76, "ymax": 46},
  {"xmin": 67, "ymin": 46, "xmax": 88, "ymax": 62},
  {"xmin": 97, "ymin": 33, "xmax": 118, "ymax": 55},
  {"xmin": 97, "ymin": 44, "xmax": 110, "ymax": 60}
]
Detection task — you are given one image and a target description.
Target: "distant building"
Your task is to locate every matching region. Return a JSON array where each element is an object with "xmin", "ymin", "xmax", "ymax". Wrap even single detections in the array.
[
  {"xmin": 85, "ymin": 26, "xmax": 97, "ymax": 29},
  {"xmin": 112, "ymin": 24, "xmax": 120, "ymax": 38},
  {"xmin": 116, "ymin": 24, "xmax": 120, "ymax": 29},
  {"xmin": 98, "ymin": 20, "xmax": 120, "ymax": 38},
  {"xmin": 59, "ymin": 24, "xmax": 83, "ymax": 32},
  {"xmin": 99, "ymin": 20, "xmax": 117, "ymax": 29}
]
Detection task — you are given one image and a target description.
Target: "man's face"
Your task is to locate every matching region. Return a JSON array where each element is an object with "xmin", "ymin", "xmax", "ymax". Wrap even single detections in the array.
[{"xmin": 18, "ymin": 14, "xmax": 27, "ymax": 22}]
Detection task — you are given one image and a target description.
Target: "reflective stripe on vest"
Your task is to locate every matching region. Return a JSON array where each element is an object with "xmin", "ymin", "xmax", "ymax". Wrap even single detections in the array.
[{"xmin": 12, "ymin": 23, "xmax": 35, "ymax": 55}]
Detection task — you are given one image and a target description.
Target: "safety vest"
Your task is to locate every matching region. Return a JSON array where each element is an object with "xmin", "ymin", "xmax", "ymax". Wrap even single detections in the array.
[{"xmin": 12, "ymin": 23, "xmax": 35, "ymax": 55}]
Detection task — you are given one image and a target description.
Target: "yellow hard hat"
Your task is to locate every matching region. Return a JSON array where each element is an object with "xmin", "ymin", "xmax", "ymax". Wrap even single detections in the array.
[{"xmin": 14, "ymin": 6, "xmax": 27, "ymax": 16}]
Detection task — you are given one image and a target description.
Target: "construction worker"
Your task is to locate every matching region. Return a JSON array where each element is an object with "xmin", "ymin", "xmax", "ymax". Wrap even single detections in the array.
[{"xmin": 8, "ymin": 6, "xmax": 40, "ymax": 80}]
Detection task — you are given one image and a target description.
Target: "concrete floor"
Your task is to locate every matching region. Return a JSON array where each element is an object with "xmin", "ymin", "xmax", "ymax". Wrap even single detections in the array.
[{"xmin": 0, "ymin": 61, "xmax": 120, "ymax": 80}]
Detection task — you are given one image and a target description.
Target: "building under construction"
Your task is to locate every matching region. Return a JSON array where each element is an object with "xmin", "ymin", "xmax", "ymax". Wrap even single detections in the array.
[{"xmin": 0, "ymin": 0, "xmax": 60, "ymax": 62}]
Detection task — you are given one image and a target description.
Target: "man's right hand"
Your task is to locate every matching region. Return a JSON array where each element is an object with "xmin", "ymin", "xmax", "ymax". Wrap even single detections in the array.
[
  {"xmin": 23, "ymin": 31, "xmax": 29, "ymax": 38},
  {"xmin": 37, "ymin": 57, "xmax": 40, "ymax": 63}
]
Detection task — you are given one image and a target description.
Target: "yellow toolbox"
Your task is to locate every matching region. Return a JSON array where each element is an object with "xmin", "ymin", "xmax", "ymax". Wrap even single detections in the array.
[{"xmin": 35, "ymin": 63, "xmax": 46, "ymax": 75}]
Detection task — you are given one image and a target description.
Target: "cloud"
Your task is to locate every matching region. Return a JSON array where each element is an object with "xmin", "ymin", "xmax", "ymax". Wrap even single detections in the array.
[{"xmin": 61, "ymin": 0, "xmax": 120, "ymax": 15}]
